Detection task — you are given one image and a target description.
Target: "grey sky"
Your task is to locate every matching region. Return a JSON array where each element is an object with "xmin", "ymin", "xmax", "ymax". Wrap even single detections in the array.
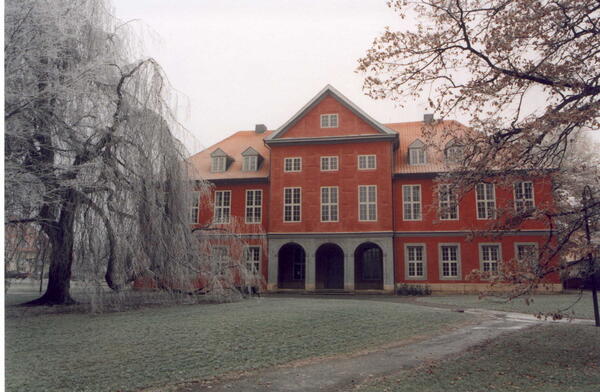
[{"xmin": 112, "ymin": 0, "xmax": 424, "ymax": 153}]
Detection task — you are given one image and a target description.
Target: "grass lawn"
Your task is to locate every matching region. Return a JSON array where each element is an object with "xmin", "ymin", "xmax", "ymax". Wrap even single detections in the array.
[
  {"xmin": 354, "ymin": 323, "xmax": 600, "ymax": 392},
  {"xmin": 5, "ymin": 297, "xmax": 472, "ymax": 392},
  {"xmin": 417, "ymin": 293, "xmax": 597, "ymax": 319}
]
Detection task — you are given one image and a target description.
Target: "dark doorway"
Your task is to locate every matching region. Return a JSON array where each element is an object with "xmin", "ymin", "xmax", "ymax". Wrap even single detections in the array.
[
  {"xmin": 316, "ymin": 243, "xmax": 344, "ymax": 289},
  {"xmin": 354, "ymin": 243, "xmax": 383, "ymax": 290},
  {"xmin": 278, "ymin": 243, "xmax": 305, "ymax": 289}
]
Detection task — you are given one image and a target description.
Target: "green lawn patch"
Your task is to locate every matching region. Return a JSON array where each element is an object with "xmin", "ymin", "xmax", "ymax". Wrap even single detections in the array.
[
  {"xmin": 355, "ymin": 323, "xmax": 600, "ymax": 392},
  {"xmin": 6, "ymin": 297, "xmax": 472, "ymax": 392},
  {"xmin": 418, "ymin": 293, "xmax": 597, "ymax": 319}
]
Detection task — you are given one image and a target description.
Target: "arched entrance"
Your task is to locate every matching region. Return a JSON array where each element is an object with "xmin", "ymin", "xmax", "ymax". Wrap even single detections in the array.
[
  {"xmin": 354, "ymin": 242, "xmax": 383, "ymax": 290},
  {"xmin": 278, "ymin": 243, "xmax": 305, "ymax": 289},
  {"xmin": 316, "ymin": 243, "xmax": 344, "ymax": 289}
]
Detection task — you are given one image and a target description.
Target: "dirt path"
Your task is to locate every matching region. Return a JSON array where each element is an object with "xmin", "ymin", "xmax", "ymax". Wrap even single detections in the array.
[{"xmin": 169, "ymin": 309, "xmax": 575, "ymax": 392}]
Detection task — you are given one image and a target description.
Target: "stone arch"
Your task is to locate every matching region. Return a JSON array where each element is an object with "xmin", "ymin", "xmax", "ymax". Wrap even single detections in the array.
[
  {"xmin": 315, "ymin": 243, "xmax": 344, "ymax": 290},
  {"xmin": 278, "ymin": 242, "xmax": 306, "ymax": 289},
  {"xmin": 354, "ymin": 242, "xmax": 383, "ymax": 290}
]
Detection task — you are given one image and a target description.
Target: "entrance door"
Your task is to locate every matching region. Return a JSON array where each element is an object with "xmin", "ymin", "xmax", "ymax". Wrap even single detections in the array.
[{"xmin": 316, "ymin": 244, "xmax": 344, "ymax": 289}]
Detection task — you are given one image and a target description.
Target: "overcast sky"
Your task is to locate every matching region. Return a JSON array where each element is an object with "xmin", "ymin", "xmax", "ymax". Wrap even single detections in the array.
[{"xmin": 112, "ymin": 0, "xmax": 425, "ymax": 154}]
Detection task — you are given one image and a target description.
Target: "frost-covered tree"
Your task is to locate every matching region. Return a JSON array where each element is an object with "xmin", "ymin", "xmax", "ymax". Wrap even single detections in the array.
[
  {"xmin": 5, "ymin": 0, "xmax": 253, "ymax": 306},
  {"xmin": 359, "ymin": 0, "xmax": 600, "ymax": 321}
]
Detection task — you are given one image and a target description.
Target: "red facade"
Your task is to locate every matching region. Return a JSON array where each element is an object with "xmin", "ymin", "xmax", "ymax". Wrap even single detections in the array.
[{"xmin": 190, "ymin": 85, "xmax": 561, "ymax": 293}]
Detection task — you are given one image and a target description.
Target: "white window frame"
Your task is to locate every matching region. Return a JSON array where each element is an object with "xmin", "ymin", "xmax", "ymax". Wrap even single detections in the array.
[
  {"xmin": 320, "ymin": 186, "xmax": 339, "ymax": 222},
  {"xmin": 245, "ymin": 189, "xmax": 262, "ymax": 224},
  {"xmin": 212, "ymin": 246, "xmax": 229, "ymax": 275},
  {"xmin": 283, "ymin": 157, "xmax": 302, "ymax": 172},
  {"xmin": 439, "ymin": 243, "xmax": 461, "ymax": 280},
  {"xmin": 409, "ymin": 147, "xmax": 426, "ymax": 165},
  {"xmin": 403, "ymin": 184, "xmax": 422, "ymax": 221},
  {"xmin": 320, "ymin": 156, "xmax": 339, "ymax": 171},
  {"xmin": 479, "ymin": 243, "xmax": 501, "ymax": 276},
  {"xmin": 190, "ymin": 191, "xmax": 199, "ymax": 224},
  {"xmin": 358, "ymin": 154, "xmax": 377, "ymax": 170},
  {"xmin": 476, "ymin": 183, "xmax": 496, "ymax": 220},
  {"xmin": 283, "ymin": 187, "xmax": 301, "ymax": 222},
  {"xmin": 514, "ymin": 181, "xmax": 535, "ymax": 214},
  {"xmin": 439, "ymin": 184, "xmax": 459, "ymax": 220},
  {"xmin": 405, "ymin": 243, "xmax": 427, "ymax": 280},
  {"xmin": 211, "ymin": 156, "xmax": 227, "ymax": 173},
  {"xmin": 244, "ymin": 246, "xmax": 261, "ymax": 274},
  {"xmin": 243, "ymin": 155, "xmax": 258, "ymax": 172},
  {"xmin": 213, "ymin": 190, "xmax": 231, "ymax": 224},
  {"xmin": 515, "ymin": 242, "xmax": 539, "ymax": 271},
  {"xmin": 358, "ymin": 185, "xmax": 377, "ymax": 222},
  {"xmin": 320, "ymin": 113, "xmax": 339, "ymax": 128}
]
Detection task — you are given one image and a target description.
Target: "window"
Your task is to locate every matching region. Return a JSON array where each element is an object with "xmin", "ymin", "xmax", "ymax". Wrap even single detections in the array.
[
  {"xmin": 440, "ymin": 244, "xmax": 460, "ymax": 279},
  {"xmin": 358, "ymin": 155, "xmax": 376, "ymax": 170},
  {"xmin": 446, "ymin": 145, "xmax": 464, "ymax": 164},
  {"xmin": 244, "ymin": 246, "xmax": 261, "ymax": 274},
  {"xmin": 213, "ymin": 190, "xmax": 231, "ymax": 224},
  {"xmin": 439, "ymin": 184, "xmax": 458, "ymax": 220},
  {"xmin": 190, "ymin": 191, "xmax": 199, "ymax": 224},
  {"xmin": 358, "ymin": 185, "xmax": 377, "ymax": 221},
  {"xmin": 284, "ymin": 157, "xmax": 302, "ymax": 172},
  {"xmin": 211, "ymin": 156, "xmax": 226, "ymax": 172},
  {"xmin": 516, "ymin": 243, "xmax": 539, "ymax": 271},
  {"xmin": 320, "ymin": 156, "xmax": 339, "ymax": 171},
  {"xmin": 245, "ymin": 189, "xmax": 262, "ymax": 224},
  {"xmin": 361, "ymin": 247, "xmax": 383, "ymax": 280},
  {"xmin": 283, "ymin": 187, "xmax": 301, "ymax": 222},
  {"xmin": 409, "ymin": 148, "xmax": 426, "ymax": 165},
  {"xmin": 321, "ymin": 186, "xmax": 339, "ymax": 222},
  {"xmin": 293, "ymin": 259, "xmax": 305, "ymax": 280},
  {"xmin": 212, "ymin": 246, "xmax": 228, "ymax": 275},
  {"xmin": 406, "ymin": 244, "xmax": 426, "ymax": 279},
  {"xmin": 480, "ymin": 244, "xmax": 501, "ymax": 275},
  {"xmin": 514, "ymin": 182, "xmax": 535, "ymax": 213},
  {"xmin": 476, "ymin": 183, "xmax": 496, "ymax": 219},
  {"xmin": 243, "ymin": 155, "xmax": 258, "ymax": 171},
  {"xmin": 320, "ymin": 113, "xmax": 339, "ymax": 128},
  {"xmin": 403, "ymin": 185, "xmax": 422, "ymax": 220}
]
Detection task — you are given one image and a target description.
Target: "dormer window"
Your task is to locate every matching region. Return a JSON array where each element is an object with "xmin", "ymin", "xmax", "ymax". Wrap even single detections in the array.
[
  {"xmin": 241, "ymin": 147, "xmax": 262, "ymax": 172},
  {"xmin": 320, "ymin": 113, "xmax": 339, "ymax": 128},
  {"xmin": 211, "ymin": 156, "xmax": 226, "ymax": 172},
  {"xmin": 408, "ymin": 139, "xmax": 427, "ymax": 165},
  {"xmin": 445, "ymin": 142, "xmax": 464, "ymax": 164},
  {"xmin": 210, "ymin": 148, "xmax": 231, "ymax": 173}
]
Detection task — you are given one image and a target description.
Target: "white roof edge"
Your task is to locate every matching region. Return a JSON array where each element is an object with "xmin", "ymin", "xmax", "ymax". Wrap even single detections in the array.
[{"xmin": 266, "ymin": 84, "xmax": 395, "ymax": 140}]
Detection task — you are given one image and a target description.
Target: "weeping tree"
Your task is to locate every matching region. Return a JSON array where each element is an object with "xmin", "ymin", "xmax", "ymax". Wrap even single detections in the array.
[
  {"xmin": 5, "ymin": 0, "xmax": 247, "ymax": 306},
  {"xmin": 359, "ymin": 0, "xmax": 600, "ymax": 320}
]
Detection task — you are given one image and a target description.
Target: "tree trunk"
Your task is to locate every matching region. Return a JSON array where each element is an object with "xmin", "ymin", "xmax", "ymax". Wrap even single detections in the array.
[{"xmin": 25, "ymin": 190, "xmax": 78, "ymax": 306}]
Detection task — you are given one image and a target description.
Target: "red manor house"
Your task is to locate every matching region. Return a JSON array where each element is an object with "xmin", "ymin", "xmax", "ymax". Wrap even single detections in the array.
[{"xmin": 189, "ymin": 85, "xmax": 561, "ymax": 293}]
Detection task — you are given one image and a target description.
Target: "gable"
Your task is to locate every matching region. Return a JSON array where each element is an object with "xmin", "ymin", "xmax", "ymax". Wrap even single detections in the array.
[{"xmin": 266, "ymin": 85, "xmax": 396, "ymax": 142}]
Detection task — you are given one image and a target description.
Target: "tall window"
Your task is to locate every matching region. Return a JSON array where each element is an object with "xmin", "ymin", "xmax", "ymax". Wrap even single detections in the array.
[
  {"xmin": 321, "ymin": 186, "xmax": 339, "ymax": 222},
  {"xmin": 245, "ymin": 189, "xmax": 262, "ymax": 224},
  {"xmin": 212, "ymin": 246, "xmax": 228, "ymax": 275},
  {"xmin": 244, "ymin": 246, "xmax": 261, "ymax": 273},
  {"xmin": 211, "ymin": 156, "xmax": 226, "ymax": 172},
  {"xmin": 409, "ymin": 148, "xmax": 426, "ymax": 165},
  {"xmin": 440, "ymin": 244, "xmax": 460, "ymax": 278},
  {"xmin": 358, "ymin": 185, "xmax": 377, "ymax": 221},
  {"xmin": 320, "ymin": 156, "xmax": 339, "ymax": 171},
  {"xmin": 403, "ymin": 185, "xmax": 422, "ymax": 220},
  {"xmin": 214, "ymin": 190, "xmax": 231, "ymax": 224},
  {"xmin": 243, "ymin": 155, "xmax": 258, "ymax": 171},
  {"xmin": 284, "ymin": 187, "xmax": 301, "ymax": 222},
  {"xmin": 358, "ymin": 155, "xmax": 376, "ymax": 170},
  {"xmin": 439, "ymin": 184, "xmax": 458, "ymax": 220},
  {"xmin": 514, "ymin": 182, "xmax": 535, "ymax": 213},
  {"xmin": 190, "ymin": 191, "xmax": 199, "ymax": 224},
  {"xmin": 516, "ymin": 243, "xmax": 538, "ymax": 271},
  {"xmin": 284, "ymin": 157, "xmax": 302, "ymax": 172},
  {"xmin": 476, "ymin": 183, "xmax": 496, "ymax": 219},
  {"xmin": 320, "ymin": 113, "xmax": 339, "ymax": 128},
  {"xmin": 406, "ymin": 245, "xmax": 425, "ymax": 278},
  {"xmin": 480, "ymin": 244, "xmax": 500, "ymax": 274}
]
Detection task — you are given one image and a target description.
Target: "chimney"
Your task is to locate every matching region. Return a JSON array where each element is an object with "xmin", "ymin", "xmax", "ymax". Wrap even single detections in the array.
[
  {"xmin": 255, "ymin": 124, "xmax": 267, "ymax": 134},
  {"xmin": 423, "ymin": 113, "xmax": 434, "ymax": 124}
]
